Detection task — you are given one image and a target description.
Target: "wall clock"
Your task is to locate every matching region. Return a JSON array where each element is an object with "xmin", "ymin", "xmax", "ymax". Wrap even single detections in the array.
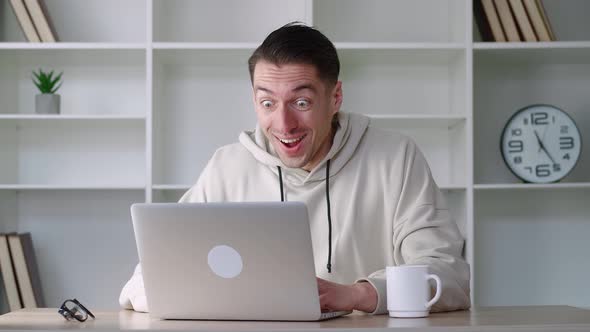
[{"xmin": 501, "ymin": 104, "xmax": 582, "ymax": 183}]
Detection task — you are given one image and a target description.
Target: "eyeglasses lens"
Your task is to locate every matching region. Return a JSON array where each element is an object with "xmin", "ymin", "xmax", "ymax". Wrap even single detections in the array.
[{"xmin": 64, "ymin": 301, "xmax": 87, "ymax": 321}]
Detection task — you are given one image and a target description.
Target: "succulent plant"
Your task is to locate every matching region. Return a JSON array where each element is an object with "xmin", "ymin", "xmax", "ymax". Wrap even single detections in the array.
[{"xmin": 32, "ymin": 68, "xmax": 63, "ymax": 94}]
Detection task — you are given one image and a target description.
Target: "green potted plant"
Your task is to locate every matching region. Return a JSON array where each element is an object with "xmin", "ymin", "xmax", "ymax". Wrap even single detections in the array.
[{"xmin": 32, "ymin": 68, "xmax": 63, "ymax": 114}]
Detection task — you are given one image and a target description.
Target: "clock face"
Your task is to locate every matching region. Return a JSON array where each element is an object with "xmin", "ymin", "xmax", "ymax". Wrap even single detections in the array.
[{"xmin": 501, "ymin": 105, "xmax": 582, "ymax": 183}]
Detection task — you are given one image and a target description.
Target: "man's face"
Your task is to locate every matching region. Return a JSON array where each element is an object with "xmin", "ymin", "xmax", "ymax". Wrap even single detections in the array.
[{"xmin": 252, "ymin": 61, "xmax": 342, "ymax": 171}]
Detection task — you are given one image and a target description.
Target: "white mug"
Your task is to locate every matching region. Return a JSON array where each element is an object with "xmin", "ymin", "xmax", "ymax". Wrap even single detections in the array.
[{"xmin": 386, "ymin": 265, "xmax": 442, "ymax": 318}]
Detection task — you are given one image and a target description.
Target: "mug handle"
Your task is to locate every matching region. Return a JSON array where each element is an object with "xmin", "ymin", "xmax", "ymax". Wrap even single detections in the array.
[{"xmin": 425, "ymin": 274, "xmax": 442, "ymax": 309}]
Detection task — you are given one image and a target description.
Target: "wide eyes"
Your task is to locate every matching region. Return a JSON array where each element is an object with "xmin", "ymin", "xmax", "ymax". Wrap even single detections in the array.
[
  {"xmin": 261, "ymin": 100, "xmax": 273, "ymax": 109},
  {"xmin": 295, "ymin": 99, "xmax": 311, "ymax": 110},
  {"xmin": 259, "ymin": 98, "xmax": 311, "ymax": 111}
]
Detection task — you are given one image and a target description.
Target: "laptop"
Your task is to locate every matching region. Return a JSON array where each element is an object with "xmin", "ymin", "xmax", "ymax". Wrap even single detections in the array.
[{"xmin": 131, "ymin": 202, "xmax": 351, "ymax": 321}]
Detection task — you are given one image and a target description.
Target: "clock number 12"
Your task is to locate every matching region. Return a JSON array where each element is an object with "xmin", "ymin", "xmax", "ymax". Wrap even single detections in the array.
[{"xmin": 531, "ymin": 112, "xmax": 549, "ymax": 125}]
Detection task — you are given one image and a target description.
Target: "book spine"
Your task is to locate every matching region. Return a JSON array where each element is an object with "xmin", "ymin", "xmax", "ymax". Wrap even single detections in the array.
[
  {"xmin": 494, "ymin": 0, "xmax": 521, "ymax": 41},
  {"xmin": 474, "ymin": 0, "xmax": 495, "ymax": 42},
  {"xmin": 522, "ymin": 0, "xmax": 551, "ymax": 41},
  {"xmin": 23, "ymin": 0, "xmax": 57, "ymax": 42},
  {"xmin": 8, "ymin": 234, "xmax": 37, "ymax": 308},
  {"xmin": 8, "ymin": 0, "xmax": 41, "ymax": 42},
  {"xmin": 0, "ymin": 234, "xmax": 23, "ymax": 311},
  {"xmin": 508, "ymin": 0, "xmax": 538, "ymax": 41},
  {"xmin": 20, "ymin": 233, "xmax": 45, "ymax": 307},
  {"xmin": 482, "ymin": 0, "xmax": 507, "ymax": 42},
  {"xmin": 536, "ymin": 0, "xmax": 556, "ymax": 41}
]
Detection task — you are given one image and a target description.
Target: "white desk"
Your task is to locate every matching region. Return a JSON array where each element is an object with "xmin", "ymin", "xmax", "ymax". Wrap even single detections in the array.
[{"xmin": 1, "ymin": 306, "xmax": 589, "ymax": 331}]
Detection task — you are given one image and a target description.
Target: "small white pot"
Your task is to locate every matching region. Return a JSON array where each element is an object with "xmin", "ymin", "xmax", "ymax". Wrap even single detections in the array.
[{"xmin": 35, "ymin": 94, "xmax": 60, "ymax": 114}]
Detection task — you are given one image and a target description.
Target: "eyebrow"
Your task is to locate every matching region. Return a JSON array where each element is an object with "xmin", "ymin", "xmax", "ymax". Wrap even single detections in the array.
[{"xmin": 254, "ymin": 84, "xmax": 318, "ymax": 95}]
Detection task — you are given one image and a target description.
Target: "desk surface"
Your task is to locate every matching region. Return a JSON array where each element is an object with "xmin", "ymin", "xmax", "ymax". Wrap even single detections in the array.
[{"xmin": 0, "ymin": 306, "xmax": 589, "ymax": 332}]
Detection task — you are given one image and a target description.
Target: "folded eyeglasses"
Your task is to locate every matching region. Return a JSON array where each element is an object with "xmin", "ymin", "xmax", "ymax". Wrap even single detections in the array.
[{"xmin": 58, "ymin": 298, "xmax": 95, "ymax": 322}]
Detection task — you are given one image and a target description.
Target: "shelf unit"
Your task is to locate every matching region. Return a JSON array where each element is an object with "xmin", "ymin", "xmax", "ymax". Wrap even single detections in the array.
[
  {"xmin": 472, "ymin": 0, "xmax": 590, "ymax": 308},
  {"xmin": 0, "ymin": 0, "xmax": 588, "ymax": 311}
]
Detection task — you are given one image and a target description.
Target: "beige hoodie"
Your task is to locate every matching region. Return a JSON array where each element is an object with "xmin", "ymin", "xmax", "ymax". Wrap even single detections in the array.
[{"xmin": 120, "ymin": 112, "xmax": 470, "ymax": 314}]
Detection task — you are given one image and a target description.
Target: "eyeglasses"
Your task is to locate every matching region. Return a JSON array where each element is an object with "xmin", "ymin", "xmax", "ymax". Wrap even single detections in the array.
[{"xmin": 58, "ymin": 298, "xmax": 95, "ymax": 322}]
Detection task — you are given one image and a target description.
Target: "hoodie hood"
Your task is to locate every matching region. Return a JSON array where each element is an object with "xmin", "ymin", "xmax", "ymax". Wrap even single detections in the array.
[{"xmin": 239, "ymin": 112, "xmax": 370, "ymax": 185}]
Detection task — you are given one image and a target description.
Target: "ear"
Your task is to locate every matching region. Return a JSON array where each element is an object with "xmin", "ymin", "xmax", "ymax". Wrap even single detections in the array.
[{"xmin": 331, "ymin": 81, "xmax": 343, "ymax": 115}]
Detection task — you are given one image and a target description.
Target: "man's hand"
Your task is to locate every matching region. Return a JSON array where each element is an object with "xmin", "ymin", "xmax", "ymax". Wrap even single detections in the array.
[{"xmin": 317, "ymin": 277, "xmax": 377, "ymax": 313}]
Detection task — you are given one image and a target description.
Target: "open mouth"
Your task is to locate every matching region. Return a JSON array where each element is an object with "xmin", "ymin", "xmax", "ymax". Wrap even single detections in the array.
[{"xmin": 277, "ymin": 134, "xmax": 307, "ymax": 149}]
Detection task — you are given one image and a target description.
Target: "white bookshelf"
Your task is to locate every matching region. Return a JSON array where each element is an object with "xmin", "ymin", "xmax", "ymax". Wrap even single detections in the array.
[
  {"xmin": 0, "ymin": 0, "xmax": 588, "ymax": 312},
  {"xmin": 472, "ymin": 0, "xmax": 590, "ymax": 309}
]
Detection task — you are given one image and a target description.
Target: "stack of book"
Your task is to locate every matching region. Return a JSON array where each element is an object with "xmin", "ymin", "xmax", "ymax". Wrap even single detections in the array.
[
  {"xmin": 0, "ymin": 233, "xmax": 45, "ymax": 313},
  {"xmin": 475, "ymin": 0, "xmax": 555, "ymax": 42},
  {"xmin": 9, "ymin": 0, "xmax": 58, "ymax": 42}
]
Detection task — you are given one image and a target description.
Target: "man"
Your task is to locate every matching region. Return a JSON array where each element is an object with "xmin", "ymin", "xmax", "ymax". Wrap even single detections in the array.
[{"xmin": 120, "ymin": 22, "xmax": 470, "ymax": 314}]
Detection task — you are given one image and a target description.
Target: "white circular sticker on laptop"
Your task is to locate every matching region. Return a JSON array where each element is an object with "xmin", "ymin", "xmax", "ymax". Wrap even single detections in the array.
[{"xmin": 207, "ymin": 245, "xmax": 243, "ymax": 278}]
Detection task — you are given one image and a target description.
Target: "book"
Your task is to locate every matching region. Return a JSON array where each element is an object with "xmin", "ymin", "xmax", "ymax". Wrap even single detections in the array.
[
  {"xmin": 7, "ymin": 233, "xmax": 45, "ymax": 308},
  {"xmin": 494, "ymin": 0, "xmax": 521, "ymax": 41},
  {"xmin": 23, "ymin": 0, "xmax": 57, "ymax": 42},
  {"xmin": 474, "ymin": 0, "xmax": 493, "ymax": 41},
  {"xmin": 0, "ymin": 233, "xmax": 22, "ymax": 311},
  {"xmin": 508, "ymin": 0, "xmax": 537, "ymax": 41},
  {"xmin": 8, "ymin": 0, "xmax": 41, "ymax": 42},
  {"xmin": 535, "ymin": 0, "xmax": 556, "ymax": 41},
  {"xmin": 480, "ymin": 0, "xmax": 507, "ymax": 42},
  {"xmin": 522, "ymin": 0, "xmax": 552, "ymax": 41}
]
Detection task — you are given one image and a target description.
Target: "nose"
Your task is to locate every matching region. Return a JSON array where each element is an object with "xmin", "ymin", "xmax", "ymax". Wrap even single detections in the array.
[{"xmin": 274, "ymin": 104, "xmax": 298, "ymax": 134}]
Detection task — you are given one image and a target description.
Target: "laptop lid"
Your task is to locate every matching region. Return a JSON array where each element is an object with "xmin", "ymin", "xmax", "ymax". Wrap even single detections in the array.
[{"xmin": 131, "ymin": 202, "xmax": 326, "ymax": 321}]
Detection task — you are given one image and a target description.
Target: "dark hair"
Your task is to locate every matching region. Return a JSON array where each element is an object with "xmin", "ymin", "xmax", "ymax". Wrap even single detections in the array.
[{"xmin": 248, "ymin": 22, "xmax": 340, "ymax": 87}]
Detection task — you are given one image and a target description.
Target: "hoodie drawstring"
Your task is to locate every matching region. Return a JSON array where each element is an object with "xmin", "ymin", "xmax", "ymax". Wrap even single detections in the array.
[
  {"xmin": 278, "ymin": 166, "xmax": 285, "ymax": 201},
  {"xmin": 277, "ymin": 161, "xmax": 333, "ymax": 273},
  {"xmin": 325, "ymin": 160, "xmax": 332, "ymax": 273}
]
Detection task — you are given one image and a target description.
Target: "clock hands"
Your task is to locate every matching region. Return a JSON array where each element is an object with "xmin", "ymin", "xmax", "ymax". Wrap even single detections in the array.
[
  {"xmin": 538, "ymin": 126, "xmax": 547, "ymax": 153},
  {"xmin": 534, "ymin": 129, "xmax": 556, "ymax": 164}
]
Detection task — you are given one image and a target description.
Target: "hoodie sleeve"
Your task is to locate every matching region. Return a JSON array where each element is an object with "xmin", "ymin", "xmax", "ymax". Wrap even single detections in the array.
[
  {"xmin": 357, "ymin": 139, "xmax": 471, "ymax": 315},
  {"xmin": 118, "ymin": 264, "xmax": 148, "ymax": 312},
  {"xmin": 178, "ymin": 158, "xmax": 212, "ymax": 203},
  {"xmin": 119, "ymin": 163, "xmax": 211, "ymax": 311}
]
